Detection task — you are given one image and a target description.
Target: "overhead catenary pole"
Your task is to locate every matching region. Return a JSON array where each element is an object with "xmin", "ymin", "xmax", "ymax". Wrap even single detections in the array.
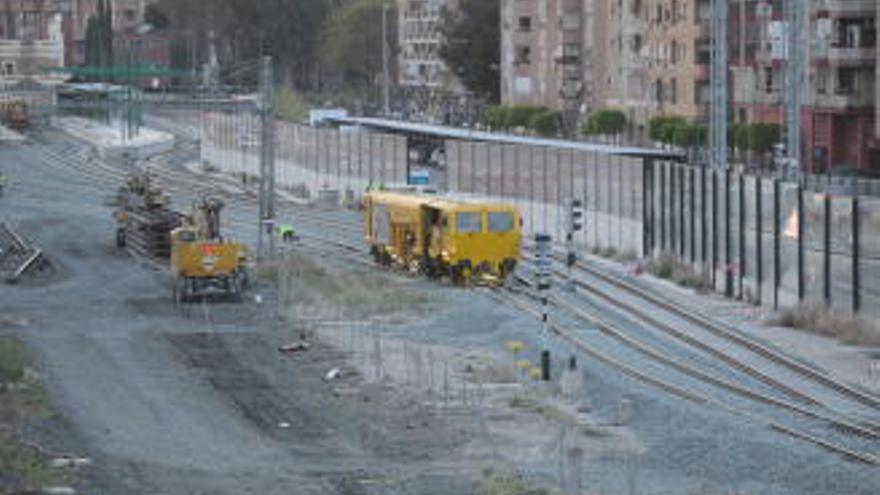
[
  {"xmin": 709, "ymin": 0, "xmax": 728, "ymax": 169},
  {"xmin": 783, "ymin": 0, "xmax": 802, "ymax": 177},
  {"xmin": 382, "ymin": 0, "xmax": 391, "ymax": 117},
  {"xmin": 257, "ymin": 55, "xmax": 276, "ymax": 261}
]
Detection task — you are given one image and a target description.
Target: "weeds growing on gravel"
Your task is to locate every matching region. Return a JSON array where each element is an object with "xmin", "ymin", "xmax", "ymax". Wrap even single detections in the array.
[
  {"xmin": 0, "ymin": 338, "xmax": 68, "ymax": 493},
  {"xmin": 257, "ymin": 253, "xmax": 434, "ymax": 320},
  {"xmin": 767, "ymin": 304, "xmax": 880, "ymax": 347},
  {"xmin": 646, "ymin": 252, "xmax": 712, "ymax": 292},
  {"xmin": 479, "ymin": 467, "xmax": 553, "ymax": 495}
]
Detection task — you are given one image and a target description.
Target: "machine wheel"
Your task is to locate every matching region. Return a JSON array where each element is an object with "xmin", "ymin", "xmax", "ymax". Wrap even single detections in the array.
[{"xmin": 116, "ymin": 228, "xmax": 126, "ymax": 248}]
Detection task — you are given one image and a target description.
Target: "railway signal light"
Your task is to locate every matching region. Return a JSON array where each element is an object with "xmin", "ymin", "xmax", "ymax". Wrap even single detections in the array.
[{"xmin": 569, "ymin": 198, "xmax": 583, "ymax": 233}]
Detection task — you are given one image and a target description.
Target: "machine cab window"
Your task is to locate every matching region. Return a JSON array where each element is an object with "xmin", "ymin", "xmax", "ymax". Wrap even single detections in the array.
[
  {"xmin": 488, "ymin": 211, "xmax": 514, "ymax": 233},
  {"xmin": 456, "ymin": 212, "xmax": 482, "ymax": 233}
]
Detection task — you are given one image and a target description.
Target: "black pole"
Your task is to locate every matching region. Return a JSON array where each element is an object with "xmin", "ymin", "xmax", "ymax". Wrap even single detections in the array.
[
  {"xmin": 725, "ymin": 168, "xmax": 733, "ymax": 298},
  {"xmin": 660, "ymin": 163, "xmax": 667, "ymax": 251},
  {"xmin": 670, "ymin": 164, "xmax": 677, "ymax": 253},
  {"xmin": 797, "ymin": 185, "xmax": 804, "ymax": 303},
  {"xmin": 690, "ymin": 167, "xmax": 696, "ymax": 263},
  {"xmin": 712, "ymin": 169, "xmax": 718, "ymax": 288},
  {"xmin": 756, "ymin": 178, "xmax": 763, "ymax": 305},
  {"xmin": 679, "ymin": 166, "xmax": 686, "ymax": 258},
  {"xmin": 739, "ymin": 173, "xmax": 745, "ymax": 300},
  {"xmin": 824, "ymin": 194, "xmax": 831, "ymax": 306},
  {"xmin": 643, "ymin": 159, "xmax": 653, "ymax": 256},
  {"xmin": 773, "ymin": 179, "xmax": 780, "ymax": 310},
  {"xmin": 701, "ymin": 164, "xmax": 707, "ymax": 268},
  {"xmin": 853, "ymin": 196, "xmax": 860, "ymax": 313}
]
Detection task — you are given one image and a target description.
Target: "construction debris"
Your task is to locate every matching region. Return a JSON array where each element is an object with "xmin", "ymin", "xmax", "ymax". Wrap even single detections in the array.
[
  {"xmin": 278, "ymin": 341, "xmax": 311, "ymax": 354},
  {"xmin": 0, "ymin": 222, "xmax": 48, "ymax": 282}
]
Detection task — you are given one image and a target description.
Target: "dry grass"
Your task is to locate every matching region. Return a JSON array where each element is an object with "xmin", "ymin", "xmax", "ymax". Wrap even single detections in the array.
[
  {"xmin": 646, "ymin": 252, "xmax": 712, "ymax": 292},
  {"xmin": 478, "ymin": 467, "xmax": 553, "ymax": 495},
  {"xmin": 767, "ymin": 304, "xmax": 880, "ymax": 347},
  {"xmin": 256, "ymin": 253, "xmax": 434, "ymax": 321},
  {"xmin": 0, "ymin": 338, "xmax": 69, "ymax": 494}
]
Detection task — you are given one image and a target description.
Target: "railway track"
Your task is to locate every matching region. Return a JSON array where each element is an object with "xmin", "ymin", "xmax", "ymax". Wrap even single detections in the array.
[{"xmin": 39, "ymin": 121, "xmax": 880, "ymax": 466}]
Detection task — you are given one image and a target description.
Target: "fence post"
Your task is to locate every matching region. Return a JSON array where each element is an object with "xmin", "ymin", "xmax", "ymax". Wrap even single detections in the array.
[
  {"xmin": 660, "ymin": 163, "xmax": 667, "ymax": 252},
  {"xmin": 712, "ymin": 169, "xmax": 718, "ymax": 288},
  {"xmin": 725, "ymin": 169, "xmax": 733, "ymax": 297},
  {"xmin": 487, "ymin": 144, "xmax": 492, "ymax": 197},
  {"xmin": 679, "ymin": 166, "xmax": 686, "ymax": 258},
  {"xmin": 690, "ymin": 167, "xmax": 696, "ymax": 263},
  {"xmin": 824, "ymin": 194, "xmax": 831, "ymax": 306},
  {"xmin": 670, "ymin": 164, "xmax": 677, "ymax": 253},
  {"xmin": 797, "ymin": 185, "xmax": 804, "ymax": 303},
  {"xmin": 739, "ymin": 173, "xmax": 745, "ymax": 300},
  {"xmin": 643, "ymin": 158, "xmax": 653, "ymax": 257},
  {"xmin": 852, "ymin": 196, "xmax": 860, "ymax": 313},
  {"xmin": 701, "ymin": 165, "xmax": 707, "ymax": 268},
  {"xmin": 773, "ymin": 179, "xmax": 780, "ymax": 310},
  {"xmin": 756, "ymin": 178, "xmax": 763, "ymax": 306},
  {"xmin": 544, "ymin": 147, "xmax": 549, "ymax": 234}
]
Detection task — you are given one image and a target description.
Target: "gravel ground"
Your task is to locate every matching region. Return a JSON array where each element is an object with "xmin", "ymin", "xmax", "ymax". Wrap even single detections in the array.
[{"xmin": 4, "ymin": 120, "xmax": 877, "ymax": 495}]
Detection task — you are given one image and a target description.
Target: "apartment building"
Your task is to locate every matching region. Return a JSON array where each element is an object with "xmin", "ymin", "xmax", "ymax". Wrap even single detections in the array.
[
  {"xmin": 500, "ymin": 0, "xmax": 595, "ymax": 130},
  {"xmin": 397, "ymin": 0, "xmax": 462, "ymax": 93},
  {"xmin": 501, "ymin": 0, "xmax": 711, "ymax": 135},
  {"xmin": 731, "ymin": 0, "xmax": 878, "ymax": 171},
  {"xmin": 0, "ymin": 0, "xmax": 69, "ymax": 87}
]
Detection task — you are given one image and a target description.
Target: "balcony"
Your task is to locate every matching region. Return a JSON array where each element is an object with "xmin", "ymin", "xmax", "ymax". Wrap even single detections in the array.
[
  {"xmin": 824, "ymin": 46, "xmax": 877, "ymax": 63},
  {"xmin": 815, "ymin": 0, "xmax": 878, "ymax": 16}
]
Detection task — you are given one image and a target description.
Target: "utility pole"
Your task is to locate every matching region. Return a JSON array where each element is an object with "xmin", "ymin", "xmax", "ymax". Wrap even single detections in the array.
[
  {"xmin": 709, "ymin": 0, "xmax": 728, "ymax": 168},
  {"xmin": 534, "ymin": 234, "xmax": 552, "ymax": 381},
  {"xmin": 382, "ymin": 0, "xmax": 391, "ymax": 117},
  {"xmin": 257, "ymin": 55, "xmax": 276, "ymax": 261},
  {"xmin": 783, "ymin": 0, "xmax": 802, "ymax": 177}
]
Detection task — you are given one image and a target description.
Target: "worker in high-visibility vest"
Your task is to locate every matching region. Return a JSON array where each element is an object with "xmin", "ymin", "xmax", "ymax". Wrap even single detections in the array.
[{"xmin": 276, "ymin": 224, "xmax": 296, "ymax": 242}]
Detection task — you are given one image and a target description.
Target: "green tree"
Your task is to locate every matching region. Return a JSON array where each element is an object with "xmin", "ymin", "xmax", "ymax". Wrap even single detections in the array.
[
  {"xmin": 319, "ymin": 0, "xmax": 397, "ymax": 86},
  {"xmin": 648, "ymin": 115, "xmax": 687, "ymax": 144},
  {"xmin": 439, "ymin": 0, "xmax": 500, "ymax": 103},
  {"xmin": 82, "ymin": 0, "xmax": 114, "ymax": 81}
]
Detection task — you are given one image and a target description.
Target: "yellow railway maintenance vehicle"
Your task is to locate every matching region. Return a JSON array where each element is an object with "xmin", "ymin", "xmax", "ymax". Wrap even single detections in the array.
[
  {"xmin": 364, "ymin": 190, "xmax": 522, "ymax": 284},
  {"xmin": 170, "ymin": 198, "xmax": 248, "ymax": 303}
]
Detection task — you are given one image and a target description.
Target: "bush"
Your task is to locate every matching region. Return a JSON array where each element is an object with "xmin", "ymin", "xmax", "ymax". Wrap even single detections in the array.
[
  {"xmin": 507, "ymin": 105, "xmax": 545, "ymax": 128},
  {"xmin": 485, "ymin": 105, "xmax": 510, "ymax": 128},
  {"xmin": 527, "ymin": 109, "xmax": 559, "ymax": 136},
  {"xmin": 648, "ymin": 115, "xmax": 687, "ymax": 144},
  {"xmin": 672, "ymin": 123, "xmax": 708, "ymax": 148},
  {"xmin": 767, "ymin": 304, "xmax": 880, "ymax": 347},
  {"xmin": 582, "ymin": 108, "xmax": 626, "ymax": 136}
]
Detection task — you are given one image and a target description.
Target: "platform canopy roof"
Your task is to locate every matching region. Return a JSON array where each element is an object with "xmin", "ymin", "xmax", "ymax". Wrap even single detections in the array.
[{"xmin": 329, "ymin": 116, "xmax": 685, "ymax": 161}]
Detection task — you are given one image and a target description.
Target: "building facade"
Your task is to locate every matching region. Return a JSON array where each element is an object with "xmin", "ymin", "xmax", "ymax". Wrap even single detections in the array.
[
  {"xmin": 0, "ymin": 0, "xmax": 69, "ymax": 87},
  {"xmin": 397, "ymin": 0, "xmax": 462, "ymax": 92},
  {"xmin": 501, "ymin": 0, "xmax": 712, "ymax": 135},
  {"xmin": 500, "ymin": 0, "xmax": 596, "ymax": 131},
  {"xmin": 731, "ymin": 0, "xmax": 878, "ymax": 171},
  {"xmin": 68, "ymin": 0, "xmax": 152, "ymax": 67}
]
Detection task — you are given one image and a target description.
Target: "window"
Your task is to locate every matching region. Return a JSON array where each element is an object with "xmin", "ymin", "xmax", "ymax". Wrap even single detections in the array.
[
  {"xmin": 836, "ymin": 67, "xmax": 858, "ymax": 95},
  {"xmin": 763, "ymin": 67, "xmax": 774, "ymax": 93},
  {"xmin": 457, "ymin": 212, "xmax": 482, "ymax": 233},
  {"xmin": 488, "ymin": 212, "xmax": 514, "ymax": 233},
  {"xmin": 519, "ymin": 16, "xmax": 531, "ymax": 31},
  {"xmin": 515, "ymin": 45, "xmax": 531, "ymax": 65},
  {"xmin": 816, "ymin": 68, "xmax": 828, "ymax": 95}
]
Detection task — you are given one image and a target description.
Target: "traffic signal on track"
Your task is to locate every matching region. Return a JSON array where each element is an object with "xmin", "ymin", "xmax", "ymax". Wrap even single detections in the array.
[{"xmin": 565, "ymin": 198, "xmax": 584, "ymax": 234}]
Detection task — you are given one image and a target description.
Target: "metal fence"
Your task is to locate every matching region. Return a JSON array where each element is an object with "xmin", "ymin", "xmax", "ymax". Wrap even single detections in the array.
[{"xmin": 200, "ymin": 112, "xmax": 880, "ymax": 316}]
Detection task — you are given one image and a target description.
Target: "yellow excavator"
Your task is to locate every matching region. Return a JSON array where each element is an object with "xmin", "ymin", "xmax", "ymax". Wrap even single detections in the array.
[{"xmin": 170, "ymin": 198, "xmax": 247, "ymax": 303}]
